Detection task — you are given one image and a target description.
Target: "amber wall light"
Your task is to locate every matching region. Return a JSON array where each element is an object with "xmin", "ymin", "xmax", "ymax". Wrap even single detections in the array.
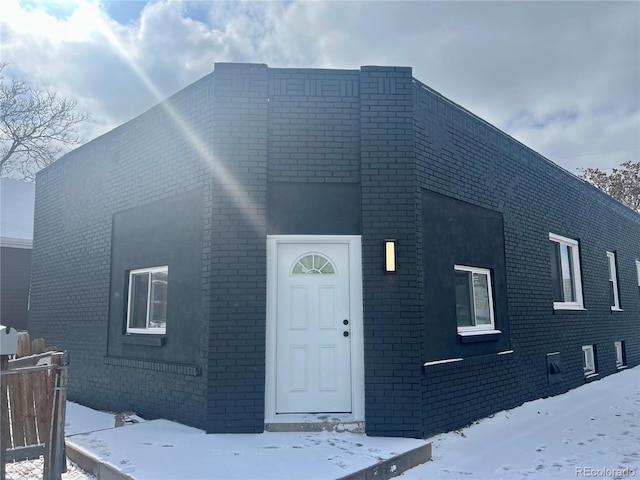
[{"xmin": 384, "ymin": 239, "xmax": 397, "ymax": 273}]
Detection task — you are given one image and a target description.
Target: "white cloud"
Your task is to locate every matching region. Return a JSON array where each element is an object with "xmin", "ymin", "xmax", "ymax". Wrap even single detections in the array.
[{"xmin": 1, "ymin": 0, "xmax": 637, "ymax": 173}]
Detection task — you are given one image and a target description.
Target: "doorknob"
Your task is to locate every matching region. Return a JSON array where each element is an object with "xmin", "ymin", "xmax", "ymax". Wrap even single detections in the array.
[{"xmin": 343, "ymin": 331, "xmax": 349, "ymax": 337}]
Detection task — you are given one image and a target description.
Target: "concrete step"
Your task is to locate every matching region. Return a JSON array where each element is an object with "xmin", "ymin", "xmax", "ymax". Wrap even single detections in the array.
[
  {"xmin": 67, "ymin": 438, "xmax": 431, "ymax": 480},
  {"xmin": 65, "ymin": 419, "xmax": 432, "ymax": 480}
]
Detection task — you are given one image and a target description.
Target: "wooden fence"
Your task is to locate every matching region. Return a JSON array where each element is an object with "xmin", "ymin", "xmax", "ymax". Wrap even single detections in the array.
[{"xmin": 0, "ymin": 333, "xmax": 68, "ymax": 480}]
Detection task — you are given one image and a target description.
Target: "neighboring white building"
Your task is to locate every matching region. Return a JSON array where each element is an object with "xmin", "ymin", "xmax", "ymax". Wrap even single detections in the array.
[{"xmin": 1, "ymin": 178, "xmax": 35, "ymax": 330}]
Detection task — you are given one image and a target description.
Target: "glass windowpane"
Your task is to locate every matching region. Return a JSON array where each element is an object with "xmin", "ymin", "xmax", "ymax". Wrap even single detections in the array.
[
  {"xmin": 607, "ymin": 254, "xmax": 615, "ymax": 282},
  {"xmin": 130, "ymin": 273, "xmax": 149, "ymax": 329},
  {"xmin": 300, "ymin": 255, "xmax": 313, "ymax": 271},
  {"xmin": 607, "ymin": 253, "xmax": 620, "ymax": 309},
  {"xmin": 582, "ymin": 345, "xmax": 595, "ymax": 375},
  {"xmin": 615, "ymin": 342, "xmax": 623, "ymax": 367},
  {"xmin": 550, "ymin": 242, "xmax": 563, "ymax": 302},
  {"xmin": 559, "ymin": 244, "xmax": 575, "ymax": 302},
  {"xmin": 292, "ymin": 254, "xmax": 335, "ymax": 275},
  {"xmin": 472, "ymin": 273, "xmax": 491, "ymax": 325},
  {"xmin": 149, "ymin": 270, "xmax": 168, "ymax": 329},
  {"xmin": 455, "ymin": 271, "xmax": 473, "ymax": 327},
  {"xmin": 320, "ymin": 261, "xmax": 334, "ymax": 274},
  {"xmin": 609, "ymin": 281, "xmax": 615, "ymax": 306}
]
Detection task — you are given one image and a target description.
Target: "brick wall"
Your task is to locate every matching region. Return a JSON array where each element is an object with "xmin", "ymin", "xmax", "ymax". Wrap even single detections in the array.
[
  {"xmin": 30, "ymin": 73, "xmax": 216, "ymax": 428},
  {"xmin": 413, "ymin": 79, "xmax": 640, "ymax": 438},
  {"xmin": 359, "ymin": 67, "xmax": 423, "ymax": 437},
  {"xmin": 207, "ymin": 63, "xmax": 268, "ymax": 433},
  {"xmin": 266, "ymin": 68, "xmax": 362, "ymax": 237}
]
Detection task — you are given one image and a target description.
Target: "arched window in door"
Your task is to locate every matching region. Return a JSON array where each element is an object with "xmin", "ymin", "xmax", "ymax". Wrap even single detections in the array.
[{"xmin": 291, "ymin": 253, "xmax": 336, "ymax": 275}]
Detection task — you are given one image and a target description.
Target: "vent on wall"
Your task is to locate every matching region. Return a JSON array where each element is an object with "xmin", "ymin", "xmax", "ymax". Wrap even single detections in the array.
[{"xmin": 546, "ymin": 352, "xmax": 562, "ymax": 385}]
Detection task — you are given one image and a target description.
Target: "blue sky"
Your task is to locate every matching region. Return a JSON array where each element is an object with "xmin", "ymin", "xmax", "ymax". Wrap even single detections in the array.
[
  {"xmin": 102, "ymin": 1, "xmax": 147, "ymax": 23},
  {"xmin": 101, "ymin": 0, "xmax": 210, "ymax": 25},
  {"xmin": 1, "ymin": 0, "xmax": 638, "ymax": 174}
]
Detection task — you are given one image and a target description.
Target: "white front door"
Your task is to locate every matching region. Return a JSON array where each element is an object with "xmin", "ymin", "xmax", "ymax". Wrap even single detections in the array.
[{"xmin": 276, "ymin": 242, "xmax": 352, "ymax": 413}]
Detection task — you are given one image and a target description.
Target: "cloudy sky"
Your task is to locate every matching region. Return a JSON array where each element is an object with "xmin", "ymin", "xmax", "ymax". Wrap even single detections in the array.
[{"xmin": 1, "ymin": 0, "xmax": 638, "ymax": 175}]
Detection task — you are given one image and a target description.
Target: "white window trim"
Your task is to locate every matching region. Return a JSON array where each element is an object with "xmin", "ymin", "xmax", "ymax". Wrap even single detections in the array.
[
  {"xmin": 636, "ymin": 260, "xmax": 640, "ymax": 311},
  {"xmin": 126, "ymin": 265, "xmax": 168, "ymax": 335},
  {"xmin": 549, "ymin": 233, "xmax": 584, "ymax": 310},
  {"xmin": 614, "ymin": 341, "xmax": 625, "ymax": 369},
  {"xmin": 454, "ymin": 265, "xmax": 496, "ymax": 333},
  {"xmin": 607, "ymin": 251, "xmax": 622, "ymax": 311},
  {"xmin": 582, "ymin": 345, "xmax": 596, "ymax": 377}
]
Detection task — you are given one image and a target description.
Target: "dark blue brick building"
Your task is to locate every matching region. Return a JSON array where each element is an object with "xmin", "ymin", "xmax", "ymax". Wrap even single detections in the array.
[{"xmin": 29, "ymin": 63, "xmax": 640, "ymax": 439}]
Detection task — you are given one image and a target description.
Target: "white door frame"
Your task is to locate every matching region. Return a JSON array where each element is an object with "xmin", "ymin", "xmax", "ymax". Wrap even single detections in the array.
[{"xmin": 265, "ymin": 235, "xmax": 364, "ymax": 423}]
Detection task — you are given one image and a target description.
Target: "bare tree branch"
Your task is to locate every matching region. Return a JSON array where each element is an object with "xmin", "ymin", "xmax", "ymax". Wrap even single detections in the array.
[
  {"xmin": 0, "ymin": 64, "xmax": 88, "ymax": 181},
  {"xmin": 580, "ymin": 161, "xmax": 640, "ymax": 213}
]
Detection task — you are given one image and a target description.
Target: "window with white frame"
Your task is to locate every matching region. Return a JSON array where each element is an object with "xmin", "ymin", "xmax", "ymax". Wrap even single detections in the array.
[
  {"xmin": 607, "ymin": 251, "xmax": 621, "ymax": 311},
  {"xmin": 454, "ymin": 265, "xmax": 495, "ymax": 333},
  {"xmin": 549, "ymin": 233, "xmax": 584, "ymax": 310},
  {"xmin": 126, "ymin": 266, "xmax": 168, "ymax": 334},
  {"xmin": 614, "ymin": 341, "xmax": 625, "ymax": 369},
  {"xmin": 636, "ymin": 260, "xmax": 640, "ymax": 300},
  {"xmin": 582, "ymin": 345, "xmax": 596, "ymax": 376}
]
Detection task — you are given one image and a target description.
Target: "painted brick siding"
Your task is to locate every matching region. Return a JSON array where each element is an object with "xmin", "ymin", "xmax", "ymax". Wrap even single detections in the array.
[
  {"xmin": 360, "ymin": 67, "xmax": 423, "ymax": 437},
  {"xmin": 268, "ymin": 69, "xmax": 360, "ymax": 184},
  {"xmin": 207, "ymin": 64, "xmax": 268, "ymax": 433},
  {"xmin": 29, "ymin": 62, "xmax": 639, "ymax": 441},
  {"xmin": 30, "ymin": 74, "xmax": 216, "ymax": 428},
  {"xmin": 413, "ymin": 79, "xmax": 640, "ymax": 438}
]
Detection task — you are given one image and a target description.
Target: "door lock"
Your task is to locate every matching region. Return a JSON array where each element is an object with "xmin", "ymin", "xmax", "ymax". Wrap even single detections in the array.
[
  {"xmin": 343, "ymin": 319, "xmax": 349, "ymax": 325},
  {"xmin": 343, "ymin": 331, "xmax": 349, "ymax": 337}
]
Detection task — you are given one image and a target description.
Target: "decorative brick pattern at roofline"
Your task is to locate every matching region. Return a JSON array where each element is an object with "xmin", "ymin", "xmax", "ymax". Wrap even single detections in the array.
[
  {"xmin": 269, "ymin": 77, "xmax": 359, "ymax": 97},
  {"xmin": 267, "ymin": 69, "xmax": 360, "ymax": 184}
]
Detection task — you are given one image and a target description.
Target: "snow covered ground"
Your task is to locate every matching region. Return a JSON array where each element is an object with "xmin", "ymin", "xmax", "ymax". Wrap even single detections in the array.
[
  {"xmin": 401, "ymin": 366, "xmax": 639, "ymax": 480},
  {"xmin": 5, "ymin": 457, "xmax": 95, "ymax": 480},
  {"xmin": 5, "ymin": 366, "xmax": 639, "ymax": 480}
]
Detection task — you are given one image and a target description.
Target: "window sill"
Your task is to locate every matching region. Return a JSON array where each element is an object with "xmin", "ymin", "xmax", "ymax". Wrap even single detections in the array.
[
  {"xmin": 553, "ymin": 304, "xmax": 585, "ymax": 312},
  {"xmin": 584, "ymin": 372, "xmax": 599, "ymax": 380},
  {"xmin": 457, "ymin": 329, "xmax": 502, "ymax": 343},
  {"xmin": 121, "ymin": 334, "xmax": 166, "ymax": 347},
  {"xmin": 610, "ymin": 307, "xmax": 623, "ymax": 312},
  {"xmin": 104, "ymin": 357, "xmax": 200, "ymax": 376}
]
